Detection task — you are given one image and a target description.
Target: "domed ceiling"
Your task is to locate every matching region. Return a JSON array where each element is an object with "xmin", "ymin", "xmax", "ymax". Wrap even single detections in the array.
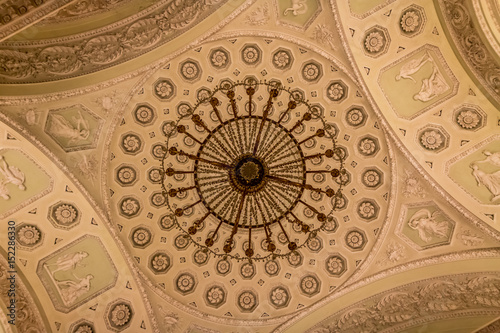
[{"xmin": 0, "ymin": 0, "xmax": 499, "ymax": 332}]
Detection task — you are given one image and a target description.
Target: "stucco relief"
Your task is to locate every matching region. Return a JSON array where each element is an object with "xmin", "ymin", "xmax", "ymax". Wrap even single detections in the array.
[
  {"xmin": 308, "ymin": 273, "xmax": 500, "ymax": 333},
  {"xmin": 44, "ymin": 105, "xmax": 103, "ymax": 152},
  {"xmin": 40, "ymin": 0, "xmax": 132, "ymax": 24},
  {"xmin": 275, "ymin": 0, "xmax": 322, "ymax": 30},
  {"xmin": 36, "ymin": 235, "xmax": 118, "ymax": 313},
  {"xmin": 0, "ymin": 261, "xmax": 45, "ymax": 332},
  {"xmin": 438, "ymin": 0, "xmax": 500, "ymax": 104},
  {"xmin": 447, "ymin": 137, "xmax": 500, "ymax": 204},
  {"xmin": 0, "ymin": 0, "xmax": 231, "ymax": 83},
  {"xmin": 397, "ymin": 202, "xmax": 455, "ymax": 250},
  {"xmin": 0, "ymin": 149, "xmax": 53, "ymax": 219},
  {"xmin": 378, "ymin": 45, "xmax": 458, "ymax": 119},
  {"xmin": 0, "ymin": 0, "xmax": 74, "ymax": 40}
]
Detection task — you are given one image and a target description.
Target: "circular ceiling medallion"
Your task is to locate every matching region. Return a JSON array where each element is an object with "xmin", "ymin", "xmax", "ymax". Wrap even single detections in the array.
[{"xmin": 162, "ymin": 80, "xmax": 345, "ymax": 261}]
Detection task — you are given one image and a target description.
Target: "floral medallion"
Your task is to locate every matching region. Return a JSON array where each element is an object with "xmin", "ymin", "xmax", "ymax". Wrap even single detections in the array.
[
  {"xmin": 357, "ymin": 200, "xmax": 378, "ymax": 221},
  {"xmin": 237, "ymin": 290, "xmax": 258, "ymax": 312},
  {"xmin": 272, "ymin": 49, "xmax": 293, "ymax": 70},
  {"xmin": 269, "ymin": 286, "xmax": 290, "ymax": 308},
  {"xmin": 326, "ymin": 81, "xmax": 348, "ymax": 102},
  {"xmin": 175, "ymin": 272, "xmax": 196, "ymax": 294},
  {"xmin": 209, "ymin": 48, "xmax": 230, "ymax": 69},
  {"xmin": 363, "ymin": 26, "xmax": 390, "ymax": 57},
  {"xmin": 133, "ymin": 104, "xmax": 156, "ymax": 126},
  {"xmin": 399, "ymin": 5, "xmax": 426, "ymax": 37},
  {"xmin": 16, "ymin": 224, "xmax": 42, "ymax": 247},
  {"xmin": 241, "ymin": 44, "xmax": 262, "ymax": 65},
  {"xmin": 325, "ymin": 254, "xmax": 347, "ymax": 276},
  {"xmin": 362, "ymin": 169, "xmax": 383, "ymax": 188},
  {"xmin": 179, "ymin": 60, "xmax": 201, "ymax": 81},
  {"xmin": 116, "ymin": 165, "xmax": 138, "ymax": 186},
  {"xmin": 119, "ymin": 197, "xmax": 141, "ymax": 218},
  {"xmin": 131, "ymin": 226, "xmax": 152, "ymax": 248},
  {"xmin": 300, "ymin": 274, "xmax": 321, "ymax": 296},
  {"xmin": 120, "ymin": 133, "xmax": 143, "ymax": 155},
  {"xmin": 108, "ymin": 302, "xmax": 132, "ymax": 329},
  {"xmin": 49, "ymin": 202, "xmax": 80, "ymax": 229},
  {"xmin": 154, "ymin": 79, "xmax": 176, "ymax": 100},
  {"xmin": 345, "ymin": 229, "xmax": 367, "ymax": 251},
  {"xmin": 301, "ymin": 61, "xmax": 322, "ymax": 82},
  {"xmin": 149, "ymin": 252, "xmax": 171, "ymax": 274},
  {"xmin": 205, "ymin": 285, "xmax": 226, "ymax": 307},
  {"xmin": 345, "ymin": 106, "xmax": 367, "ymax": 127}
]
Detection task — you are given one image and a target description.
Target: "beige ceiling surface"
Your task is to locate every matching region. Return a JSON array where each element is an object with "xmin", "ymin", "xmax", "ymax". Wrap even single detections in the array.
[{"xmin": 0, "ymin": 0, "xmax": 499, "ymax": 332}]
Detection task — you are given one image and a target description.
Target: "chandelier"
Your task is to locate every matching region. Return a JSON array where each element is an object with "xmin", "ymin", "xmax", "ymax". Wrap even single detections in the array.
[{"xmin": 161, "ymin": 79, "xmax": 346, "ymax": 262}]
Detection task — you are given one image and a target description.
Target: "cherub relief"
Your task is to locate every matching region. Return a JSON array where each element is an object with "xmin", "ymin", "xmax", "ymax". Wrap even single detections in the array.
[
  {"xmin": 476, "ymin": 150, "xmax": 500, "ymax": 167},
  {"xmin": 408, "ymin": 209, "xmax": 449, "ymax": 243},
  {"xmin": 56, "ymin": 273, "xmax": 94, "ymax": 305},
  {"xmin": 284, "ymin": 0, "xmax": 308, "ymax": 16},
  {"xmin": 46, "ymin": 110, "xmax": 90, "ymax": 145},
  {"xmin": 471, "ymin": 150, "xmax": 500, "ymax": 202},
  {"xmin": 471, "ymin": 164, "xmax": 500, "ymax": 202},
  {"xmin": 395, "ymin": 51, "xmax": 450, "ymax": 102},
  {"xmin": 0, "ymin": 155, "xmax": 26, "ymax": 200},
  {"xmin": 45, "ymin": 251, "xmax": 89, "ymax": 276},
  {"xmin": 413, "ymin": 65, "xmax": 450, "ymax": 102}
]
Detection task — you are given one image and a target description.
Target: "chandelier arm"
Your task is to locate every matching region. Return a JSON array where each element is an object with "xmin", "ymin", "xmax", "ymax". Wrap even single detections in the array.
[
  {"xmin": 165, "ymin": 167, "xmax": 194, "ymax": 176},
  {"xmin": 168, "ymin": 185, "xmax": 196, "ymax": 197},
  {"xmin": 230, "ymin": 189, "xmax": 248, "ymax": 237},
  {"xmin": 188, "ymin": 211, "xmax": 211, "ymax": 235},
  {"xmin": 298, "ymin": 129, "xmax": 326, "ymax": 146},
  {"xmin": 177, "ymin": 125, "xmax": 203, "ymax": 145},
  {"xmin": 227, "ymin": 90, "xmax": 238, "ymax": 118},
  {"xmin": 298, "ymin": 199, "xmax": 326, "ymax": 222},
  {"xmin": 178, "ymin": 150, "xmax": 231, "ymax": 169},
  {"xmin": 290, "ymin": 112, "xmax": 312, "ymax": 132},
  {"xmin": 246, "ymin": 87, "xmax": 255, "ymax": 116},
  {"xmin": 277, "ymin": 100, "xmax": 298, "ymax": 124},
  {"xmin": 175, "ymin": 199, "xmax": 202, "ymax": 217},
  {"xmin": 192, "ymin": 114, "xmax": 237, "ymax": 160},
  {"xmin": 252, "ymin": 89, "xmax": 278, "ymax": 155}
]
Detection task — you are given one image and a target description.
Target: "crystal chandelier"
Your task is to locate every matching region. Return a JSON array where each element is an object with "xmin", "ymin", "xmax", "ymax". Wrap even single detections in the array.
[{"xmin": 161, "ymin": 79, "xmax": 346, "ymax": 262}]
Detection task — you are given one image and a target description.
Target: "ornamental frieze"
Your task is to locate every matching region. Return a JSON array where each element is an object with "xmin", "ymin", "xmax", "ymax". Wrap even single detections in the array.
[{"xmin": 0, "ymin": 0, "xmax": 229, "ymax": 83}]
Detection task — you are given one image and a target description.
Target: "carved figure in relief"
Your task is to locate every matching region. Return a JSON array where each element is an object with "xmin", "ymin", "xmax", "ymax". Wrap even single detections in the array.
[
  {"xmin": 457, "ymin": 230, "xmax": 484, "ymax": 246},
  {"xmin": 56, "ymin": 273, "xmax": 94, "ymax": 305},
  {"xmin": 46, "ymin": 251, "xmax": 89, "ymax": 275},
  {"xmin": 408, "ymin": 209, "xmax": 449, "ymax": 243},
  {"xmin": 24, "ymin": 109, "xmax": 39, "ymax": 125},
  {"xmin": 476, "ymin": 150, "xmax": 500, "ymax": 167},
  {"xmin": 283, "ymin": 0, "xmax": 308, "ymax": 16},
  {"xmin": 312, "ymin": 24, "xmax": 336, "ymax": 50},
  {"xmin": 377, "ymin": 241, "xmax": 406, "ymax": 266},
  {"xmin": 396, "ymin": 51, "xmax": 432, "ymax": 82},
  {"xmin": 71, "ymin": 154, "xmax": 98, "ymax": 184},
  {"xmin": 245, "ymin": 3, "xmax": 269, "ymax": 26},
  {"xmin": 413, "ymin": 65, "xmax": 450, "ymax": 102},
  {"xmin": 402, "ymin": 170, "xmax": 425, "ymax": 198},
  {"xmin": 0, "ymin": 155, "xmax": 26, "ymax": 200},
  {"xmin": 47, "ymin": 110, "xmax": 90, "ymax": 144},
  {"xmin": 471, "ymin": 164, "xmax": 500, "ymax": 202},
  {"xmin": 395, "ymin": 51, "xmax": 450, "ymax": 102},
  {"xmin": 158, "ymin": 306, "xmax": 179, "ymax": 333}
]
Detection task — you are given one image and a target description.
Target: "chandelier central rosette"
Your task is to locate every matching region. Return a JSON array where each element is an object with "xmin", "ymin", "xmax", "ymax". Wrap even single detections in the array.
[{"xmin": 162, "ymin": 79, "xmax": 346, "ymax": 261}]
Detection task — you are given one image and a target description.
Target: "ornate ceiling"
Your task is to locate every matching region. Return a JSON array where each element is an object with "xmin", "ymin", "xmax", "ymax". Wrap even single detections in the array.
[{"xmin": 0, "ymin": 0, "xmax": 499, "ymax": 332}]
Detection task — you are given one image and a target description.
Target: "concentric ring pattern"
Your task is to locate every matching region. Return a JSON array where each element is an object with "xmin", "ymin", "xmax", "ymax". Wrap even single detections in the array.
[{"xmin": 107, "ymin": 36, "xmax": 391, "ymax": 319}]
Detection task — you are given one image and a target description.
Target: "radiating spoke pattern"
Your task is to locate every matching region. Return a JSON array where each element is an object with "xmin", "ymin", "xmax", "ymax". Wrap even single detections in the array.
[
  {"xmin": 162, "ymin": 80, "xmax": 345, "ymax": 261},
  {"xmin": 195, "ymin": 116, "xmax": 305, "ymax": 229}
]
